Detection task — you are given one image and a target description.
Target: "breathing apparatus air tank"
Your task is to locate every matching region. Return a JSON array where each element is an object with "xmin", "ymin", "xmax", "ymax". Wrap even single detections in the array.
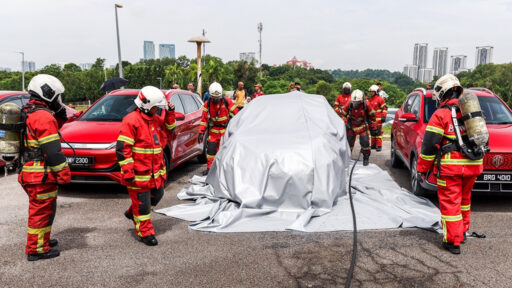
[
  {"xmin": 0, "ymin": 103, "xmax": 22, "ymax": 163},
  {"xmin": 458, "ymin": 92, "xmax": 489, "ymax": 148}
]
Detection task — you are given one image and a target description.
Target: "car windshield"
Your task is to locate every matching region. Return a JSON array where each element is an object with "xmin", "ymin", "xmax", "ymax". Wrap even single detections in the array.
[
  {"xmin": 80, "ymin": 94, "xmax": 137, "ymax": 122},
  {"xmin": 424, "ymin": 96, "xmax": 512, "ymax": 124}
]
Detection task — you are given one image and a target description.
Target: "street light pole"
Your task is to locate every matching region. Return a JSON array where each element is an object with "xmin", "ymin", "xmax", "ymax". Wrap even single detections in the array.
[
  {"xmin": 156, "ymin": 77, "xmax": 162, "ymax": 89},
  {"xmin": 114, "ymin": 4, "xmax": 123, "ymax": 78},
  {"xmin": 17, "ymin": 52, "xmax": 25, "ymax": 91},
  {"xmin": 188, "ymin": 35, "xmax": 210, "ymax": 96}
]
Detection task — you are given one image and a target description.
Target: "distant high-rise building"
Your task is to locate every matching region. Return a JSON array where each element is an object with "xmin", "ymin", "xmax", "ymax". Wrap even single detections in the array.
[
  {"xmin": 450, "ymin": 55, "xmax": 468, "ymax": 74},
  {"xmin": 403, "ymin": 65, "xmax": 419, "ymax": 80},
  {"xmin": 143, "ymin": 41, "xmax": 155, "ymax": 60},
  {"xmin": 432, "ymin": 47, "xmax": 448, "ymax": 77},
  {"xmin": 240, "ymin": 52, "xmax": 256, "ymax": 63},
  {"xmin": 159, "ymin": 44, "xmax": 175, "ymax": 59},
  {"xmin": 80, "ymin": 63, "xmax": 93, "ymax": 70},
  {"xmin": 22, "ymin": 61, "xmax": 36, "ymax": 72},
  {"xmin": 475, "ymin": 46, "xmax": 493, "ymax": 67},
  {"xmin": 418, "ymin": 68, "xmax": 434, "ymax": 83},
  {"xmin": 413, "ymin": 43, "xmax": 428, "ymax": 69}
]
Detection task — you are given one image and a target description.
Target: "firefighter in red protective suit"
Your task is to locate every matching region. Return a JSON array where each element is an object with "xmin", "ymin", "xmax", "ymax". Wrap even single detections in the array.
[
  {"xmin": 334, "ymin": 82, "xmax": 352, "ymax": 125},
  {"xmin": 198, "ymin": 82, "xmax": 238, "ymax": 176},
  {"xmin": 417, "ymin": 74, "xmax": 484, "ymax": 254},
  {"xmin": 18, "ymin": 74, "xmax": 71, "ymax": 261},
  {"xmin": 116, "ymin": 86, "xmax": 176, "ymax": 246},
  {"xmin": 341, "ymin": 89, "xmax": 377, "ymax": 166},
  {"xmin": 368, "ymin": 84, "xmax": 387, "ymax": 151}
]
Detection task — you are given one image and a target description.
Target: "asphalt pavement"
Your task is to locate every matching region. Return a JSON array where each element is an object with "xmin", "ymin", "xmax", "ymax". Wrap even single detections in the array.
[{"xmin": 1, "ymin": 140, "xmax": 511, "ymax": 288}]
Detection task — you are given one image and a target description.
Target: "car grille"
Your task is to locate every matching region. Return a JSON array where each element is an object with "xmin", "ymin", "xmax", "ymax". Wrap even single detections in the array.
[
  {"xmin": 473, "ymin": 182, "xmax": 512, "ymax": 192},
  {"xmin": 483, "ymin": 153, "xmax": 512, "ymax": 170}
]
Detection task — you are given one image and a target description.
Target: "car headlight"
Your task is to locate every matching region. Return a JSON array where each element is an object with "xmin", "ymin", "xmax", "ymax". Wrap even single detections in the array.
[{"xmin": 61, "ymin": 142, "xmax": 116, "ymax": 150}]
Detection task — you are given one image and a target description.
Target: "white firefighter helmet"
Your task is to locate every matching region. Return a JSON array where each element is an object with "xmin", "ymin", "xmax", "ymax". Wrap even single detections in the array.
[
  {"xmin": 209, "ymin": 82, "xmax": 223, "ymax": 99},
  {"xmin": 27, "ymin": 74, "xmax": 65, "ymax": 103},
  {"xmin": 433, "ymin": 74, "xmax": 463, "ymax": 102},
  {"xmin": 351, "ymin": 89, "xmax": 364, "ymax": 103},
  {"xmin": 369, "ymin": 85, "xmax": 379, "ymax": 93},
  {"xmin": 342, "ymin": 82, "xmax": 352, "ymax": 89},
  {"xmin": 134, "ymin": 86, "xmax": 167, "ymax": 113}
]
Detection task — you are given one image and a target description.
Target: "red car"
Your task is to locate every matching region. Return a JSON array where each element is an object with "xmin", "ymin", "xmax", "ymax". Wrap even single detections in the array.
[
  {"xmin": 391, "ymin": 87, "xmax": 512, "ymax": 195},
  {"xmin": 60, "ymin": 89, "xmax": 206, "ymax": 184}
]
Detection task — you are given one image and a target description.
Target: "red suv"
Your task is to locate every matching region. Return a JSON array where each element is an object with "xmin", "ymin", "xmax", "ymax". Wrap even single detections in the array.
[
  {"xmin": 59, "ymin": 89, "xmax": 206, "ymax": 184},
  {"xmin": 391, "ymin": 88, "xmax": 512, "ymax": 195}
]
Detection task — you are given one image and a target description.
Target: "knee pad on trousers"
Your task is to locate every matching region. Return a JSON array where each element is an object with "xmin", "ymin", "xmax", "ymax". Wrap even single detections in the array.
[
  {"xmin": 206, "ymin": 141, "xmax": 219, "ymax": 156},
  {"xmin": 137, "ymin": 192, "xmax": 151, "ymax": 215},
  {"xmin": 150, "ymin": 187, "xmax": 164, "ymax": 206}
]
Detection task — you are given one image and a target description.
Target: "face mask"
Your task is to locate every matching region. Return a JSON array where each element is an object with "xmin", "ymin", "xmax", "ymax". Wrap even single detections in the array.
[{"xmin": 343, "ymin": 88, "xmax": 351, "ymax": 94}]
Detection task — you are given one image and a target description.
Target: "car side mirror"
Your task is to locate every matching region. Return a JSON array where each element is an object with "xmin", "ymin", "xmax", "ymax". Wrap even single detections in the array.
[
  {"xmin": 175, "ymin": 112, "xmax": 185, "ymax": 121},
  {"xmin": 73, "ymin": 110, "xmax": 84, "ymax": 118},
  {"xmin": 399, "ymin": 112, "xmax": 417, "ymax": 122}
]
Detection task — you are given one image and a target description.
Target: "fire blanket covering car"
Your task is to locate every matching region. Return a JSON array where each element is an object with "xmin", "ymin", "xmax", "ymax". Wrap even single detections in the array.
[{"xmin": 157, "ymin": 92, "xmax": 442, "ymax": 232}]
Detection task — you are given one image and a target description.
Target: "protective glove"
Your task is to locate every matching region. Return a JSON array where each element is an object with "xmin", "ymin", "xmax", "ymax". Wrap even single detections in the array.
[
  {"xmin": 381, "ymin": 117, "xmax": 386, "ymax": 123},
  {"xmin": 125, "ymin": 177, "xmax": 134, "ymax": 183},
  {"xmin": 198, "ymin": 133, "xmax": 204, "ymax": 144},
  {"xmin": 417, "ymin": 172, "xmax": 426, "ymax": 182},
  {"xmin": 370, "ymin": 129, "xmax": 378, "ymax": 137}
]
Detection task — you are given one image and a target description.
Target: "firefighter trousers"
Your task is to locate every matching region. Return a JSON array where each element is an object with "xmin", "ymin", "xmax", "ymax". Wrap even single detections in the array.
[
  {"xmin": 126, "ymin": 187, "xmax": 164, "ymax": 237},
  {"xmin": 206, "ymin": 130, "xmax": 224, "ymax": 169},
  {"xmin": 23, "ymin": 183, "xmax": 58, "ymax": 255},
  {"xmin": 437, "ymin": 175, "xmax": 475, "ymax": 246},
  {"xmin": 347, "ymin": 131, "xmax": 371, "ymax": 156},
  {"xmin": 371, "ymin": 124, "xmax": 383, "ymax": 148}
]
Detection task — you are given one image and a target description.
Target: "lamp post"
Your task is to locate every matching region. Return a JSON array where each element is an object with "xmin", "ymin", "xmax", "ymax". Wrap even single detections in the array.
[
  {"xmin": 156, "ymin": 77, "xmax": 162, "ymax": 89},
  {"xmin": 17, "ymin": 52, "xmax": 25, "ymax": 91},
  {"xmin": 114, "ymin": 4, "xmax": 123, "ymax": 78},
  {"xmin": 188, "ymin": 35, "xmax": 210, "ymax": 96}
]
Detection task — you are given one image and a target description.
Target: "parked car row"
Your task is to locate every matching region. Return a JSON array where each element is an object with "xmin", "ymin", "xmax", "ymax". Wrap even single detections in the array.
[{"xmin": 391, "ymin": 87, "xmax": 512, "ymax": 194}]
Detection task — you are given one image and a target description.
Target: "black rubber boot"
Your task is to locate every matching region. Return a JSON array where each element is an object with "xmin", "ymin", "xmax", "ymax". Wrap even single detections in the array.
[
  {"xmin": 27, "ymin": 249, "xmax": 60, "ymax": 261},
  {"xmin": 141, "ymin": 234, "xmax": 158, "ymax": 246},
  {"xmin": 363, "ymin": 155, "xmax": 370, "ymax": 166},
  {"xmin": 49, "ymin": 239, "xmax": 58, "ymax": 247},
  {"xmin": 371, "ymin": 145, "xmax": 377, "ymax": 150},
  {"xmin": 202, "ymin": 169, "xmax": 209, "ymax": 176},
  {"xmin": 442, "ymin": 242, "xmax": 460, "ymax": 254},
  {"xmin": 376, "ymin": 146, "xmax": 382, "ymax": 152}
]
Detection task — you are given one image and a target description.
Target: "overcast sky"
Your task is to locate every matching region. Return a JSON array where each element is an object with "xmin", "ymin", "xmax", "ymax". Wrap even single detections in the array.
[{"xmin": 1, "ymin": 0, "xmax": 511, "ymax": 72}]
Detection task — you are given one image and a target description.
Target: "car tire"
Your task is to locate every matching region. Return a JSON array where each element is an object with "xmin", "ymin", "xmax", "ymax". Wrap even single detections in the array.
[
  {"xmin": 390, "ymin": 135, "xmax": 402, "ymax": 168},
  {"xmin": 410, "ymin": 154, "xmax": 427, "ymax": 196},
  {"xmin": 197, "ymin": 132, "xmax": 207, "ymax": 164}
]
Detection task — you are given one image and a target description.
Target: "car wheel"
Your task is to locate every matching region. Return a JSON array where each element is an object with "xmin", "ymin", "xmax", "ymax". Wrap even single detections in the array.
[
  {"xmin": 390, "ymin": 135, "xmax": 402, "ymax": 168},
  {"xmin": 197, "ymin": 133, "xmax": 207, "ymax": 164},
  {"xmin": 410, "ymin": 155, "xmax": 426, "ymax": 196}
]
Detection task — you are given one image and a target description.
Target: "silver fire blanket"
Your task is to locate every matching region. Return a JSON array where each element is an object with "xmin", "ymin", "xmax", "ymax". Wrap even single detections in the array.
[{"xmin": 156, "ymin": 92, "xmax": 441, "ymax": 232}]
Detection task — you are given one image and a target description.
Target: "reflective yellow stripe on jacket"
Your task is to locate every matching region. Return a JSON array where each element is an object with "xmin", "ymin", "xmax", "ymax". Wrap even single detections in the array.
[
  {"xmin": 117, "ymin": 135, "xmax": 135, "ymax": 145},
  {"xmin": 38, "ymin": 134, "xmax": 60, "ymax": 145},
  {"xmin": 132, "ymin": 147, "xmax": 162, "ymax": 154}
]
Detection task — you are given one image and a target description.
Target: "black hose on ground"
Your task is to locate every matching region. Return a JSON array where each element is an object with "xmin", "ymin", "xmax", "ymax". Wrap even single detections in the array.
[{"xmin": 345, "ymin": 151, "xmax": 361, "ymax": 288}]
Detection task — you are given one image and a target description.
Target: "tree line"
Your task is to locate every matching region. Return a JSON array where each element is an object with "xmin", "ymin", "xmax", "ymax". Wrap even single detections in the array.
[{"xmin": 1, "ymin": 56, "xmax": 508, "ymax": 108}]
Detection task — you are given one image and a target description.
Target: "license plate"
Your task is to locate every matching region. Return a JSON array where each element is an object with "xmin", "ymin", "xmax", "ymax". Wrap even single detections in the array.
[
  {"xmin": 67, "ymin": 156, "xmax": 94, "ymax": 167},
  {"xmin": 477, "ymin": 173, "xmax": 512, "ymax": 183}
]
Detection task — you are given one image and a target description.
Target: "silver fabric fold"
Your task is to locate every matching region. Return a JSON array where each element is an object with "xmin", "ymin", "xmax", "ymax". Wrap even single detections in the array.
[{"xmin": 156, "ymin": 92, "xmax": 441, "ymax": 233}]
